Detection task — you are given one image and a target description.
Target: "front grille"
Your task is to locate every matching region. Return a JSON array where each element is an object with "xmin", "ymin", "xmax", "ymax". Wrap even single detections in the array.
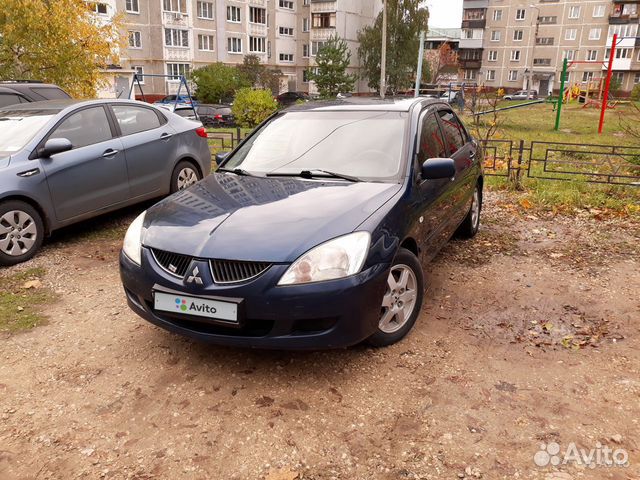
[
  {"xmin": 210, "ymin": 259, "xmax": 271, "ymax": 284},
  {"xmin": 151, "ymin": 249, "xmax": 192, "ymax": 277}
]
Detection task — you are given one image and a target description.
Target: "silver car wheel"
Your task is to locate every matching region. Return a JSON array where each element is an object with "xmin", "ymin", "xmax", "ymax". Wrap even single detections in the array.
[
  {"xmin": 379, "ymin": 264, "xmax": 418, "ymax": 334},
  {"xmin": 0, "ymin": 210, "xmax": 38, "ymax": 256},
  {"xmin": 471, "ymin": 188, "xmax": 480, "ymax": 229},
  {"xmin": 177, "ymin": 167, "xmax": 198, "ymax": 190}
]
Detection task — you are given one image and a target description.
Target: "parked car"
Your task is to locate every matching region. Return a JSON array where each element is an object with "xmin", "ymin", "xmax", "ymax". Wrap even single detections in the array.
[
  {"xmin": 440, "ymin": 90, "xmax": 464, "ymax": 106},
  {"xmin": 503, "ymin": 90, "xmax": 538, "ymax": 100},
  {"xmin": 0, "ymin": 99, "xmax": 211, "ymax": 266},
  {"xmin": 276, "ymin": 91, "xmax": 310, "ymax": 107},
  {"xmin": 0, "ymin": 81, "xmax": 71, "ymax": 108},
  {"xmin": 154, "ymin": 94, "xmax": 198, "ymax": 106},
  {"xmin": 171, "ymin": 105, "xmax": 199, "ymax": 122},
  {"xmin": 120, "ymin": 97, "xmax": 483, "ymax": 349},
  {"xmin": 195, "ymin": 104, "xmax": 235, "ymax": 128}
]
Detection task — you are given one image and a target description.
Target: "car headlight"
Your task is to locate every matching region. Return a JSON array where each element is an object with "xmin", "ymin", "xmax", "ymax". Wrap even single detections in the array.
[
  {"xmin": 122, "ymin": 211, "xmax": 146, "ymax": 266},
  {"xmin": 278, "ymin": 232, "xmax": 371, "ymax": 285}
]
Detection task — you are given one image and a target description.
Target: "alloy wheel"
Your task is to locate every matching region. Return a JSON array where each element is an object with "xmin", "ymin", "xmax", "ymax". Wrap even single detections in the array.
[
  {"xmin": 471, "ymin": 188, "xmax": 480, "ymax": 229},
  {"xmin": 0, "ymin": 210, "xmax": 38, "ymax": 256},
  {"xmin": 177, "ymin": 167, "xmax": 198, "ymax": 190},
  {"xmin": 379, "ymin": 264, "xmax": 418, "ymax": 334}
]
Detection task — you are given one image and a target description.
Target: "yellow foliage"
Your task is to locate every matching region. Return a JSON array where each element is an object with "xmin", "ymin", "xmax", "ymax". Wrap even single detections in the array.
[{"xmin": 0, "ymin": 0, "xmax": 125, "ymax": 97}]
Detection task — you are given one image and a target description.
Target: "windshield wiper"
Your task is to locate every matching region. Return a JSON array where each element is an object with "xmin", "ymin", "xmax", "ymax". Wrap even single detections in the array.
[
  {"xmin": 267, "ymin": 169, "xmax": 361, "ymax": 183},
  {"xmin": 217, "ymin": 168, "xmax": 258, "ymax": 177}
]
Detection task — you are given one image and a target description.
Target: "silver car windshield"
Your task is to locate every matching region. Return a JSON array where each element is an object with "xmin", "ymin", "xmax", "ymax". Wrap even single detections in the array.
[
  {"xmin": 225, "ymin": 111, "xmax": 408, "ymax": 182},
  {"xmin": 0, "ymin": 109, "xmax": 57, "ymax": 156}
]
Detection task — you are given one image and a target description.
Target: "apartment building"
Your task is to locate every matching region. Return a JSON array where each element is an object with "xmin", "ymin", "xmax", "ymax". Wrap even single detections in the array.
[
  {"xmin": 458, "ymin": 0, "xmax": 640, "ymax": 94},
  {"xmin": 96, "ymin": 0, "xmax": 379, "ymax": 97}
]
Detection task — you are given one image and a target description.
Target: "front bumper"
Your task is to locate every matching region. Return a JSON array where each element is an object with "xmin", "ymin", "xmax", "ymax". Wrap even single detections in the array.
[{"xmin": 119, "ymin": 248, "xmax": 389, "ymax": 349}]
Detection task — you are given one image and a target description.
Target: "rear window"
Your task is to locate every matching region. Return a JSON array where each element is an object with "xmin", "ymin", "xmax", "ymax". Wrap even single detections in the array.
[{"xmin": 0, "ymin": 93, "xmax": 27, "ymax": 108}]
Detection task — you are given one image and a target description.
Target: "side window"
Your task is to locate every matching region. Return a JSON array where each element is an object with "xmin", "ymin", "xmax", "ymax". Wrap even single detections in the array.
[
  {"xmin": 112, "ymin": 105, "xmax": 161, "ymax": 136},
  {"xmin": 0, "ymin": 94, "xmax": 26, "ymax": 108},
  {"xmin": 49, "ymin": 107, "xmax": 113, "ymax": 149},
  {"xmin": 417, "ymin": 112, "xmax": 447, "ymax": 164},
  {"xmin": 437, "ymin": 110, "xmax": 467, "ymax": 155}
]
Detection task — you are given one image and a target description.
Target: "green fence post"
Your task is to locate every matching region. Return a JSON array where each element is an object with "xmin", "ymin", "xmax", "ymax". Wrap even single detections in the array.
[{"xmin": 554, "ymin": 58, "xmax": 568, "ymax": 131}]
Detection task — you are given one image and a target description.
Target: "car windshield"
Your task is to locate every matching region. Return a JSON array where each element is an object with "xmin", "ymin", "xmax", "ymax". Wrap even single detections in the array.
[
  {"xmin": 0, "ymin": 109, "xmax": 57, "ymax": 157},
  {"xmin": 224, "ymin": 111, "xmax": 407, "ymax": 182}
]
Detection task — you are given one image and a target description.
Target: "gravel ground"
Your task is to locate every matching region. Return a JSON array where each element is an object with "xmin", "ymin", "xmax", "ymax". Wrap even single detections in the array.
[{"xmin": 0, "ymin": 192, "xmax": 639, "ymax": 480}]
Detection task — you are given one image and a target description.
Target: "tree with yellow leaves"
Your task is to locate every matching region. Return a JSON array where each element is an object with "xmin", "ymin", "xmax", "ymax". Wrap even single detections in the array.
[{"xmin": 0, "ymin": 0, "xmax": 123, "ymax": 97}]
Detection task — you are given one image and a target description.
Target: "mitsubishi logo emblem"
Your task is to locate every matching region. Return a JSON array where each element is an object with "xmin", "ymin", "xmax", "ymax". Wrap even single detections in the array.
[{"xmin": 186, "ymin": 266, "xmax": 203, "ymax": 285}]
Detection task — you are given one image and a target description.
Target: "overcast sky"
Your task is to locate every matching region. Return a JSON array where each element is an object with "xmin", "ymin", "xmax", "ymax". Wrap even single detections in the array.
[{"xmin": 424, "ymin": 0, "xmax": 463, "ymax": 28}]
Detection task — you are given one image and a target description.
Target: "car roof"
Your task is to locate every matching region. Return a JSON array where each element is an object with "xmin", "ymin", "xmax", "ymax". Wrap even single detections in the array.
[
  {"xmin": 284, "ymin": 96, "xmax": 445, "ymax": 112},
  {"xmin": 0, "ymin": 98, "xmax": 160, "ymax": 111}
]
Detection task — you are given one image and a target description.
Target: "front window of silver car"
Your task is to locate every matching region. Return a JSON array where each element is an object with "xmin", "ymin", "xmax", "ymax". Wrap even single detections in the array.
[
  {"xmin": 224, "ymin": 111, "xmax": 408, "ymax": 183},
  {"xmin": 0, "ymin": 109, "xmax": 57, "ymax": 158}
]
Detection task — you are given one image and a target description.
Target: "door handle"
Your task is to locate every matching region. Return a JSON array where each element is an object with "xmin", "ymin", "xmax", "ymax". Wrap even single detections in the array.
[
  {"xmin": 102, "ymin": 149, "xmax": 119, "ymax": 157},
  {"xmin": 469, "ymin": 150, "xmax": 476, "ymax": 159},
  {"xmin": 160, "ymin": 133, "xmax": 173, "ymax": 140}
]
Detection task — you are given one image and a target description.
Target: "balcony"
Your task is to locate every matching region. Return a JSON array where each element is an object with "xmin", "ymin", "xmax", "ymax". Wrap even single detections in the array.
[
  {"xmin": 461, "ymin": 18, "xmax": 486, "ymax": 29},
  {"xmin": 611, "ymin": 58, "xmax": 633, "ymax": 70},
  {"xmin": 162, "ymin": 11, "xmax": 188, "ymax": 26},
  {"xmin": 310, "ymin": 1, "xmax": 337, "ymax": 12},
  {"xmin": 459, "ymin": 38, "xmax": 483, "ymax": 49},
  {"xmin": 609, "ymin": 14, "xmax": 638, "ymax": 24},
  {"xmin": 248, "ymin": 0, "xmax": 266, "ymax": 5},
  {"xmin": 460, "ymin": 59, "xmax": 482, "ymax": 69},
  {"xmin": 164, "ymin": 47, "xmax": 192, "ymax": 62},
  {"xmin": 462, "ymin": 0, "xmax": 489, "ymax": 7},
  {"xmin": 249, "ymin": 23, "xmax": 267, "ymax": 36},
  {"xmin": 311, "ymin": 28, "xmax": 334, "ymax": 41}
]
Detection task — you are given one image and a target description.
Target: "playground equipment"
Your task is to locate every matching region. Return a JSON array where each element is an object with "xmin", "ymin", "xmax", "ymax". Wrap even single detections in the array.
[
  {"xmin": 128, "ymin": 73, "xmax": 198, "ymax": 119},
  {"xmin": 555, "ymin": 33, "xmax": 618, "ymax": 134}
]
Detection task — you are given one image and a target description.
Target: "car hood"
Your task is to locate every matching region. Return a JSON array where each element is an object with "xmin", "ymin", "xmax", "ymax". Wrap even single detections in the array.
[{"xmin": 143, "ymin": 173, "xmax": 402, "ymax": 262}]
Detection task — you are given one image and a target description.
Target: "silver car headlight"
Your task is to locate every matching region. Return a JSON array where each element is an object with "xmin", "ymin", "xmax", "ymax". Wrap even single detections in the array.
[
  {"xmin": 278, "ymin": 232, "xmax": 371, "ymax": 285},
  {"xmin": 122, "ymin": 211, "xmax": 147, "ymax": 266}
]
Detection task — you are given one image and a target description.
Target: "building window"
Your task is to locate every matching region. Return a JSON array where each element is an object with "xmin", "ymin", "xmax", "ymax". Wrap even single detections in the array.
[
  {"xmin": 515, "ymin": 9, "xmax": 525, "ymax": 20},
  {"xmin": 227, "ymin": 5, "xmax": 241, "ymax": 22},
  {"xmin": 533, "ymin": 58, "xmax": 551, "ymax": 66},
  {"xmin": 198, "ymin": 34, "xmax": 214, "ymax": 51},
  {"xmin": 563, "ymin": 50, "xmax": 577, "ymax": 61},
  {"xmin": 279, "ymin": 53, "xmax": 294, "ymax": 62},
  {"xmin": 536, "ymin": 37, "xmax": 554, "ymax": 45},
  {"xmin": 279, "ymin": 26, "xmax": 294, "ymax": 36},
  {"xmin": 312, "ymin": 12, "xmax": 336, "ymax": 28},
  {"xmin": 303, "ymin": 68, "xmax": 319, "ymax": 83},
  {"xmin": 568, "ymin": 6, "xmax": 581, "ymax": 19},
  {"xmin": 588, "ymin": 28, "xmax": 601, "ymax": 40},
  {"xmin": 634, "ymin": 73, "xmax": 640, "ymax": 84},
  {"xmin": 486, "ymin": 70, "xmax": 496, "ymax": 81},
  {"xmin": 513, "ymin": 30, "xmax": 523, "ymax": 41},
  {"xmin": 463, "ymin": 69, "xmax": 476, "ymax": 80},
  {"xmin": 197, "ymin": 1, "xmax": 213, "ymax": 19},
  {"xmin": 508, "ymin": 70, "xmax": 518, "ymax": 82},
  {"xmin": 279, "ymin": 0, "xmax": 294, "ymax": 10},
  {"xmin": 249, "ymin": 36, "xmax": 266, "ymax": 53},
  {"xmin": 612, "ymin": 72, "xmax": 624, "ymax": 84},
  {"xmin": 311, "ymin": 41, "xmax": 326, "ymax": 56},
  {"xmin": 488, "ymin": 50, "xmax": 497, "ymax": 61},
  {"xmin": 227, "ymin": 37, "xmax": 242, "ymax": 53},
  {"xmin": 165, "ymin": 28, "xmax": 188, "ymax": 47},
  {"xmin": 582, "ymin": 71, "xmax": 594, "ymax": 83},
  {"xmin": 464, "ymin": 8, "xmax": 485, "ymax": 20},
  {"xmin": 592, "ymin": 5, "xmax": 605, "ymax": 18},
  {"xmin": 163, "ymin": 0, "xmax": 186, "ymax": 14},
  {"xmin": 128, "ymin": 31, "xmax": 141, "ymax": 48},
  {"xmin": 167, "ymin": 63, "xmax": 190, "ymax": 81},
  {"xmin": 587, "ymin": 50, "xmax": 598, "ymax": 61},
  {"xmin": 126, "ymin": 0, "xmax": 139, "ymax": 13},
  {"xmin": 565, "ymin": 29, "xmax": 577, "ymax": 41},
  {"xmin": 88, "ymin": 2, "xmax": 108, "ymax": 15},
  {"xmin": 609, "ymin": 24, "xmax": 638, "ymax": 39},
  {"xmin": 302, "ymin": 44, "xmax": 309, "ymax": 57},
  {"xmin": 303, "ymin": 18, "xmax": 309, "ymax": 32},
  {"xmin": 510, "ymin": 50, "xmax": 521, "ymax": 61},
  {"xmin": 492, "ymin": 9, "xmax": 502, "ymax": 21},
  {"xmin": 491, "ymin": 31, "xmax": 501, "ymax": 42},
  {"xmin": 539, "ymin": 16, "xmax": 557, "ymax": 24},
  {"xmin": 250, "ymin": 7, "xmax": 266, "ymax": 24},
  {"xmin": 133, "ymin": 66, "xmax": 144, "ymax": 84}
]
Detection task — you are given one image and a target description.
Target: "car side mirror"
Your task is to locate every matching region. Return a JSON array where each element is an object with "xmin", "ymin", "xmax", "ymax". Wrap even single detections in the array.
[
  {"xmin": 40, "ymin": 138, "xmax": 73, "ymax": 158},
  {"xmin": 215, "ymin": 152, "xmax": 230, "ymax": 165},
  {"xmin": 421, "ymin": 158, "xmax": 456, "ymax": 180}
]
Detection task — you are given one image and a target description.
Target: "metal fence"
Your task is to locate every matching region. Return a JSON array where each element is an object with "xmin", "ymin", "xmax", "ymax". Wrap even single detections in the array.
[{"xmin": 481, "ymin": 139, "xmax": 640, "ymax": 186}]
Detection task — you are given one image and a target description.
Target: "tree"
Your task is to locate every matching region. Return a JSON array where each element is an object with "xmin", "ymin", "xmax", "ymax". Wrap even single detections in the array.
[
  {"xmin": 309, "ymin": 35, "xmax": 355, "ymax": 98},
  {"xmin": 357, "ymin": 0, "xmax": 429, "ymax": 94},
  {"xmin": 424, "ymin": 43, "xmax": 458, "ymax": 84},
  {"xmin": 231, "ymin": 88, "xmax": 277, "ymax": 128},
  {"xmin": 237, "ymin": 54, "xmax": 282, "ymax": 95},
  {"xmin": 191, "ymin": 62, "xmax": 249, "ymax": 104},
  {"xmin": 0, "ymin": 0, "xmax": 122, "ymax": 97}
]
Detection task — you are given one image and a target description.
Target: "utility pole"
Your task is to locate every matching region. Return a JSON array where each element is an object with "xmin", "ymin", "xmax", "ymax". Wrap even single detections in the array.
[
  {"xmin": 414, "ymin": 30, "xmax": 425, "ymax": 97},
  {"xmin": 380, "ymin": 0, "xmax": 387, "ymax": 99}
]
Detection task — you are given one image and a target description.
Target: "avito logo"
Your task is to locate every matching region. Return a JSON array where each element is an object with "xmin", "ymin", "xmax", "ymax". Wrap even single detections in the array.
[{"xmin": 175, "ymin": 297, "xmax": 217, "ymax": 314}]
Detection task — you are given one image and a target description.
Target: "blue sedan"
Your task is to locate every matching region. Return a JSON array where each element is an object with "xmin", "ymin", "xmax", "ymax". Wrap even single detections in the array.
[{"xmin": 120, "ymin": 97, "xmax": 483, "ymax": 349}]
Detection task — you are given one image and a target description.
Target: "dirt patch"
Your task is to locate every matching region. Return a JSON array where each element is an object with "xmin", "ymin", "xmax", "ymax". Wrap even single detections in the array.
[{"xmin": 0, "ymin": 192, "xmax": 639, "ymax": 480}]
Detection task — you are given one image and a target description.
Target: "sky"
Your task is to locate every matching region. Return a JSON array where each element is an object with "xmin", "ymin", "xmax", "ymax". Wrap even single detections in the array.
[{"xmin": 423, "ymin": 0, "xmax": 463, "ymax": 29}]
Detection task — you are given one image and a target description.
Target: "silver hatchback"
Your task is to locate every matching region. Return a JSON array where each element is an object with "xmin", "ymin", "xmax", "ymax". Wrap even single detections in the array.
[{"xmin": 0, "ymin": 99, "xmax": 211, "ymax": 266}]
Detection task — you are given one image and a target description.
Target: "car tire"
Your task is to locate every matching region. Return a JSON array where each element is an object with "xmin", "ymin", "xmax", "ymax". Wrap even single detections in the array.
[
  {"xmin": 367, "ymin": 248, "xmax": 425, "ymax": 347},
  {"xmin": 0, "ymin": 200, "xmax": 44, "ymax": 267},
  {"xmin": 457, "ymin": 184, "xmax": 482, "ymax": 239},
  {"xmin": 170, "ymin": 161, "xmax": 201, "ymax": 193}
]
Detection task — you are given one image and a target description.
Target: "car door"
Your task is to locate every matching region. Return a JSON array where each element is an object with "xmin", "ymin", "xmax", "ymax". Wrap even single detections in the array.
[
  {"xmin": 410, "ymin": 109, "xmax": 452, "ymax": 262},
  {"xmin": 40, "ymin": 105, "xmax": 129, "ymax": 222},
  {"xmin": 436, "ymin": 108, "xmax": 477, "ymax": 236},
  {"xmin": 110, "ymin": 104, "xmax": 176, "ymax": 198}
]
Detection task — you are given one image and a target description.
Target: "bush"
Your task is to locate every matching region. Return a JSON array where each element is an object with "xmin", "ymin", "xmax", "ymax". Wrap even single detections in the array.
[
  {"xmin": 631, "ymin": 84, "xmax": 640, "ymax": 102},
  {"xmin": 231, "ymin": 88, "xmax": 278, "ymax": 128},
  {"xmin": 192, "ymin": 63, "xmax": 249, "ymax": 104}
]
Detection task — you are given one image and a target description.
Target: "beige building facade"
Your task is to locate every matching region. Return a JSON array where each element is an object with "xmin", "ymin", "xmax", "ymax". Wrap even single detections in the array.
[
  {"xmin": 103, "ymin": 0, "xmax": 379, "ymax": 97},
  {"xmin": 458, "ymin": 0, "xmax": 640, "ymax": 94}
]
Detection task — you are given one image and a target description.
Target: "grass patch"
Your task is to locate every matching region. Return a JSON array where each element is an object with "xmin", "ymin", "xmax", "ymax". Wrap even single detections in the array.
[{"xmin": 0, "ymin": 268, "xmax": 56, "ymax": 333}]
